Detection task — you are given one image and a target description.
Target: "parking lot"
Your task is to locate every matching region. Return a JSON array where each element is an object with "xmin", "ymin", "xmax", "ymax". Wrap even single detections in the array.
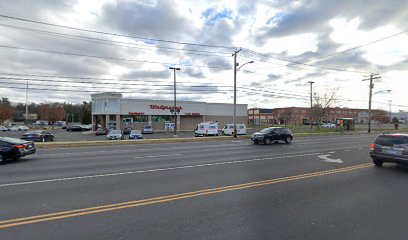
[{"xmin": 0, "ymin": 128, "xmax": 259, "ymax": 142}]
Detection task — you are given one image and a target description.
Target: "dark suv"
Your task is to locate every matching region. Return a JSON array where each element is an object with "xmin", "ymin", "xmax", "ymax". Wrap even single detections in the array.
[
  {"xmin": 251, "ymin": 127, "xmax": 293, "ymax": 145},
  {"xmin": 370, "ymin": 133, "xmax": 408, "ymax": 167}
]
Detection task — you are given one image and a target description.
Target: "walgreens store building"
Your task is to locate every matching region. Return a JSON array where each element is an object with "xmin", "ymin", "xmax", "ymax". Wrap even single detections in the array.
[{"xmin": 91, "ymin": 93, "xmax": 248, "ymax": 131}]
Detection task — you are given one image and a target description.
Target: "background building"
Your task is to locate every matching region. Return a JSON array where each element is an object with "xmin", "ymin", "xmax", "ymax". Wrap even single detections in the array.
[
  {"xmin": 91, "ymin": 93, "xmax": 248, "ymax": 131},
  {"xmin": 247, "ymin": 108, "xmax": 275, "ymax": 124}
]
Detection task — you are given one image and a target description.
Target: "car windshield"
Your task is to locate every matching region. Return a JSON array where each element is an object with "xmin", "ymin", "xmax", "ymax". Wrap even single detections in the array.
[
  {"xmin": 260, "ymin": 128, "xmax": 274, "ymax": 133},
  {"xmin": 144, "ymin": 126, "xmax": 151, "ymax": 129},
  {"xmin": 25, "ymin": 131, "xmax": 42, "ymax": 134},
  {"xmin": 0, "ymin": 137, "xmax": 28, "ymax": 144},
  {"xmin": 131, "ymin": 130, "xmax": 141, "ymax": 134},
  {"xmin": 375, "ymin": 135, "xmax": 408, "ymax": 146},
  {"xmin": 109, "ymin": 130, "xmax": 121, "ymax": 134}
]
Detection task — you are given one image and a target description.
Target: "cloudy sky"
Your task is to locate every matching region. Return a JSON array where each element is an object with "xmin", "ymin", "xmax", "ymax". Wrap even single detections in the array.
[{"xmin": 0, "ymin": 0, "xmax": 407, "ymax": 112}]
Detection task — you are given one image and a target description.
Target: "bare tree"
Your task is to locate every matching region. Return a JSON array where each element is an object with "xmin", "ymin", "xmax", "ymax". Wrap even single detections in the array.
[
  {"xmin": 40, "ymin": 103, "xmax": 66, "ymax": 127},
  {"xmin": 310, "ymin": 88, "xmax": 339, "ymax": 129},
  {"xmin": 279, "ymin": 109, "xmax": 293, "ymax": 126},
  {"xmin": 0, "ymin": 98, "xmax": 14, "ymax": 124},
  {"xmin": 371, "ymin": 109, "xmax": 389, "ymax": 123}
]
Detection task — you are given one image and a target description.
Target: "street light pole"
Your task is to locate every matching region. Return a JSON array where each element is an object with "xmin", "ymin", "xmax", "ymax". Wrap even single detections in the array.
[
  {"xmin": 363, "ymin": 73, "xmax": 381, "ymax": 133},
  {"xmin": 169, "ymin": 67, "xmax": 180, "ymax": 136},
  {"xmin": 233, "ymin": 49, "xmax": 254, "ymax": 138},
  {"xmin": 308, "ymin": 81, "xmax": 314, "ymax": 132},
  {"xmin": 25, "ymin": 81, "xmax": 29, "ymax": 123}
]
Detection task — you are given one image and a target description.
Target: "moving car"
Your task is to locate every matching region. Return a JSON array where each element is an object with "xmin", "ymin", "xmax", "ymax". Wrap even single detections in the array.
[
  {"xmin": 369, "ymin": 133, "xmax": 408, "ymax": 167},
  {"xmin": 194, "ymin": 122, "xmax": 219, "ymax": 137},
  {"xmin": 142, "ymin": 126, "xmax": 153, "ymax": 134},
  {"xmin": 129, "ymin": 130, "xmax": 143, "ymax": 139},
  {"xmin": 251, "ymin": 127, "xmax": 293, "ymax": 145},
  {"xmin": 95, "ymin": 127, "xmax": 109, "ymax": 136},
  {"xmin": 0, "ymin": 126, "xmax": 9, "ymax": 131},
  {"xmin": 221, "ymin": 124, "xmax": 247, "ymax": 135},
  {"xmin": 123, "ymin": 127, "xmax": 132, "ymax": 135},
  {"xmin": 9, "ymin": 125, "xmax": 28, "ymax": 131},
  {"xmin": 21, "ymin": 131, "xmax": 54, "ymax": 142},
  {"xmin": 0, "ymin": 137, "xmax": 36, "ymax": 162},
  {"xmin": 106, "ymin": 130, "xmax": 124, "ymax": 140}
]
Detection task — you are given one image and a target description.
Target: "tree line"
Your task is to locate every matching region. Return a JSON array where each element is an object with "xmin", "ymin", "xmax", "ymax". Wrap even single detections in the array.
[{"xmin": 0, "ymin": 98, "xmax": 91, "ymax": 124}]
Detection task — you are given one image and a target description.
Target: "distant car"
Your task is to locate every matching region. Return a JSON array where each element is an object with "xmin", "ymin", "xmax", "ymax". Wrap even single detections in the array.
[
  {"xmin": 129, "ymin": 130, "xmax": 143, "ymax": 139},
  {"xmin": 142, "ymin": 126, "xmax": 153, "ymax": 134},
  {"xmin": 0, "ymin": 126, "xmax": 9, "ymax": 131},
  {"xmin": 106, "ymin": 130, "xmax": 124, "ymax": 140},
  {"xmin": 322, "ymin": 123, "xmax": 336, "ymax": 128},
  {"xmin": 95, "ymin": 127, "xmax": 109, "ymax": 136},
  {"xmin": 251, "ymin": 127, "xmax": 293, "ymax": 145},
  {"xmin": 80, "ymin": 124, "xmax": 92, "ymax": 131},
  {"xmin": 0, "ymin": 137, "xmax": 36, "ymax": 162},
  {"xmin": 123, "ymin": 127, "xmax": 132, "ymax": 135},
  {"xmin": 66, "ymin": 125, "xmax": 86, "ymax": 132},
  {"xmin": 221, "ymin": 124, "xmax": 246, "ymax": 135},
  {"xmin": 21, "ymin": 131, "xmax": 54, "ymax": 142},
  {"xmin": 369, "ymin": 133, "xmax": 408, "ymax": 167},
  {"xmin": 18, "ymin": 125, "xmax": 29, "ymax": 131},
  {"xmin": 8, "ymin": 126, "xmax": 20, "ymax": 131}
]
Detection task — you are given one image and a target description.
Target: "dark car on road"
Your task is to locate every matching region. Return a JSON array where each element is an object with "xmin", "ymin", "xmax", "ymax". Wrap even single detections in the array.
[
  {"xmin": 20, "ymin": 131, "xmax": 54, "ymax": 142},
  {"xmin": 370, "ymin": 133, "xmax": 408, "ymax": 167},
  {"xmin": 0, "ymin": 137, "xmax": 36, "ymax": 163},
  {"xmin": 251, "ymin": 127, "xmax": 293, "ymax": 145}
]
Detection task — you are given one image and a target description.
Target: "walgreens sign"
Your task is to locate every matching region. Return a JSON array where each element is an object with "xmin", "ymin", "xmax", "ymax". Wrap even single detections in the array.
[{"xmin": 150, "ymin": 104, "xmax": 183, "ymax": 111}]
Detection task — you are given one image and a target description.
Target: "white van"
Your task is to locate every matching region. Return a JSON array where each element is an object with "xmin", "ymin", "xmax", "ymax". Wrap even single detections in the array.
[
  {"xmin": 194, "ymin": 122, "xmax": 219, "ymax": 137},
  {"xmin": 221, "ymin": 124, "xmax": 247, "ymax": 135}
]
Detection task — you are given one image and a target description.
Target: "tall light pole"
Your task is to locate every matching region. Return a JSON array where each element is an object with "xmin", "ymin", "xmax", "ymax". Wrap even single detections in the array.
[
  {"xmin": 25, "ymin": 81, "xmax": 29, "ymax": 123},
  {"xmin": 308, "ymin": 81, "xmax": 314, "ymax": 132},
  {"xmin": 169, "ymin": 67, "xmax": 180, "ymax": 136},
  {"xmin": 363, "ymin": 73, "xmax": 381, "ymax": 133},
  {"xmin": 233, "ymin": 48, "xmax": 253, "ymax": 138}
]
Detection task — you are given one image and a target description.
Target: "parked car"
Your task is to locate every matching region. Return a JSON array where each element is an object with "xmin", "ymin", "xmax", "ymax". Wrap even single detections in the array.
[
  {"xmin": 369, "ymin": 133, "xmax": 408, "ymax": 167},
  {"xmin": 21, "ymin": 131, "xmax": 54, "ymax": 142},
  {"xmin": 106, "ymin": 130, "xmax": 124, "ymax": 140},
  {"xmin": 221, "ymin": 124, "xmax": 246, "ymax": 135},
  {"xmin": 66, "ymin": 125, "xmax": 86, "ymax": 132},
  {"xmin": 9, "ymin": 125, "xmax": 29, "ymax": 131},
  {"xmin": 194, "ymin": 122, "xmax": 218, "ymax": 137},
  {"xmin": 81, "ymin": 124, "xmax": 92, "ymax": 131},
  {"xmin": 123, "ymin": 127, "xmax": 132, "ymax": 135},
  {"xmin": 142, "ymin": 126, "xmax": 153, "ymax": 134},
  {"xmin": 0, "ymin": 137, "xmax": 36, "ymax": 162},
  {"xmin": 322, "ymin": 123, "xmax": 336, "ymax": 128},
  {"xmin": 0, "ymin": 126, "xmax": 9, "ymax": 131},
  {"xmin": 129, "ymin": 130, "xmax": 143, "ymax": 139},
  {"xmin": 251, "ymin": 127, "xmax": 293, "ymax": 145},
  {"xmin": 95, "ymin": 127, "xmax": 109, "ymax": 136}
]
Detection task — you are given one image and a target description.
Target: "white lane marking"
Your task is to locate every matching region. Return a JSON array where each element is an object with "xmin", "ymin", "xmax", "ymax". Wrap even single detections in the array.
[
  {"xmin": 134, "ymin": 154, "xmax": 182, "ymax": 159},
  {"xmin": 344, "ymin": 150, "xmax": 351, "ymax": 152},
  {"xmin": 328, "ymin": 151, "xmax": 335, "ymax": 154},
  {"xmin": 0, "ymin": 152, "xmax": 323, "ymax": 188},
  {"xmin": 318, "ymin": 154, "xmax": 343, "ymax": 164}
]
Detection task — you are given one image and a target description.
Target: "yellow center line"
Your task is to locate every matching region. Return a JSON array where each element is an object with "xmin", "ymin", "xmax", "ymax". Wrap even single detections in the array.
[{"xmin": 0, "ymin": 163, "xmax": 372, "ymax": 229}]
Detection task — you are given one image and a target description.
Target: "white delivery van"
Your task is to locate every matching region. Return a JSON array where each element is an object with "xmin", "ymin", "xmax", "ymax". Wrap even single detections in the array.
[
  {"xmin": 194, "ymin": 122, "xmax": 219, "ymax": 137},
  {"xmin": 221, "ymin": 124, "xmax": 247, "ymax": 135}
]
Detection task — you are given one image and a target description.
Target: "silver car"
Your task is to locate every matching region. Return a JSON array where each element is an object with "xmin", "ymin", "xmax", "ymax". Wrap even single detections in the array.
[{"xmin": 106, "ymin": 130, "xmax": 124, "ymax": 140}]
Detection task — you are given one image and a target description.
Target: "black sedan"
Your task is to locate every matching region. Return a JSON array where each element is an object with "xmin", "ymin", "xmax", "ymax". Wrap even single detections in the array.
[
  {"xmin": 21, "ymin": 131, "xmax": 54, "ymax": 142},
  {"xmin": 0, "ymin": 137, "xmax": 36, "ymax": 162},
  {"xmin": 251, "ymin": 127, "xmax": 293, "ymax": 145},
  {"xmin": 370, "ymin": 133, "xmax": 408, "ymax": 167},
  {"xmin": 66, "ymin": 125, "xmax": 85, "ymax": 132}
]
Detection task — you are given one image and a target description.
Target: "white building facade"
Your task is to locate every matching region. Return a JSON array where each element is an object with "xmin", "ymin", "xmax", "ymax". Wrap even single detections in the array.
[{"xmin": 91, "ymin": 93, "xmax": 248, "ymax": 131}]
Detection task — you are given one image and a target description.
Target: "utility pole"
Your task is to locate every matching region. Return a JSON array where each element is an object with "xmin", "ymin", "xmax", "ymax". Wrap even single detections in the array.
[
  {"xmin": 232, "ymin": 48, "xmax": 242, "ymax": 139},
  {"xmin": 25, "ymin": 81, "xmax": 29, "ymax": 123},
  {"xmin": 308, "ymin": 81, "xmax": 314, "ymax": 132},
  {"xmin": 362, "ymin": 73, "xmax": 381, "ymax": 133},
  {"xmin": 169, "ymin": 67, "xmax": 180, "ymax": 136},
  {"xmin": 389, "ymin": 100, "xmax": 392, "ymax": 122}
]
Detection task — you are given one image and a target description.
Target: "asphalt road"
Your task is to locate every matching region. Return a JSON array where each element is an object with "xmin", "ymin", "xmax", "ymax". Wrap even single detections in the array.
[{"xmin": 1, "ymin": 134, "xmax": 408, "ymax": 239}]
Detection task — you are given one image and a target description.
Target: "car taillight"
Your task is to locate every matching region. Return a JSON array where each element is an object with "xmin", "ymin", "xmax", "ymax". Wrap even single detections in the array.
[
  {"xmin": 14, "ymin": 145, "xmax": 25, "ymax": 149},
  {"xmin": 369, "ymin": 143, "xmax": 376, "ymax": 151}
]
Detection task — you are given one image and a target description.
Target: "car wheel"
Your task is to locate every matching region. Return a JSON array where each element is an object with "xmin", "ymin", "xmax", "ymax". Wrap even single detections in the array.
[
  {"xmin": 264, "ymin": 138, "xmax": 272, "ymax": 145},
  {"xmin": 372, "ymin": 158, "xmax": 383, "ymax": 167},
  {"xmin": 0, "ymin": 154, "xmax": 4, "ymax": 163},
  {"xmin": 285, "ymin": 136, "xmax": 293, "ymax": 144}
]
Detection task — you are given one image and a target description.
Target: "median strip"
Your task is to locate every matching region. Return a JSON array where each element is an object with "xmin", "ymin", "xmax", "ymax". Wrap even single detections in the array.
[{"xmin": 0, "ymin": 163, "xmax": 372, "ymax": 229}]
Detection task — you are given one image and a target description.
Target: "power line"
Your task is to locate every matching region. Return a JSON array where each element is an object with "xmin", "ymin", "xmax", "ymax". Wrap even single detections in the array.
[
  {"xmin": 0, "ymin": 23, "xmax": 231, "ymax": 57},
  {"xmin": 0, "ymin": 14, "xmax": 236, "ymax": 50},
  {"xmin": 0, "ymin": 44, "xmax": 232, "ymax": 70}
]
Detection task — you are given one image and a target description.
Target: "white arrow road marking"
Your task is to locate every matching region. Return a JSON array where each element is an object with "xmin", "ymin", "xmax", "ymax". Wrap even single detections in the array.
[{"xmin": 318, "ymin": 154, "xmax": 343, "ymax": 163}]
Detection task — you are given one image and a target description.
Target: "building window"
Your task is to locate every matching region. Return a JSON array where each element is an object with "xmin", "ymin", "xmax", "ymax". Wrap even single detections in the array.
[
  {"xmin": 123, "ymin": 115, "xmax": 148, "ymax": 123},
  {"xmin": 152, "ymin": 115, "xmax": 170, "ymax": 122}
]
